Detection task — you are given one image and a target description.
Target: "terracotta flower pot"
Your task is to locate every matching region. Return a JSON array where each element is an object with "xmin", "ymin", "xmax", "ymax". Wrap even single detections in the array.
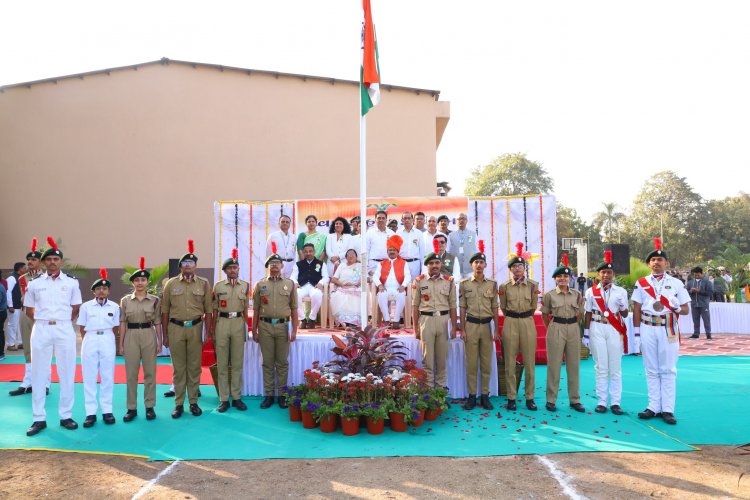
[
  {"xmin": 412, "ymin": 409, "xmax": 425, "ymax": 427},
  {"xmin": 366, "ymin": 417, "xmax": 385, "ymax": 435},
  {"xmin": 341, "ymin": 416, "xmax": 360, "ymax": 436},
  {"xmin": 301, "ymin": 410, "xmax": 317, "ymax": 429},
  {"xmin": 389, "ymin": 412, "xmax": 408, "ymax": 432},
  {"xmin": 424, "ymin": 408, "xmax": 439, "ymax": 421},
  {"xmin": 319, "ymin": 414, "xmax": 337, "ymax": 433},
  {"xmin": 289, "ymin": 405, "xmax": 302, "ymax": 422}
]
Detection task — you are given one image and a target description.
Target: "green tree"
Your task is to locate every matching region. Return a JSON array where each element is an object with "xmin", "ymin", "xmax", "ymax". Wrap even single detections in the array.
[
  {"xmin": 707, "ymin": 245, "xmax": 750, "ymax": 295},
  {"xmin": 464, "ymin": 153, "xmax": 554, "ymax": 196},
  {"xmin": 705, "ymin": 192, "xmax": 750, "ymax": 257},
  {"xmin": 592, "ymin": 202, "xmax": 625, "ymax": 243},
  {"xmin": 621, "ymin": 171, "xmax": 707, "ymax": 266}
]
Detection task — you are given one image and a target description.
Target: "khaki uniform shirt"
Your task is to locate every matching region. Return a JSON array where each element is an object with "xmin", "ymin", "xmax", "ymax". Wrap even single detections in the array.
[
  {"xmin": 499, "ymin": 277, "xmax": 539, "ymax": 313},
  {"xmin": 459, "ymin": 276, "xmax": 498, "ymax": 318},
  {"xmin": 19, "ymin": 269, "xmax": 44, "ymax": 304},
  {"xmin": 161, "ymin": 274, "xmax": 212, "ymax": 321},
  {"xmin": 120, "ymin": 293, "xmax": 162, "ymax": 325},
  {"xmin": 253, "ymin": 276, "xmax": 297, "ymax": 319},
  {"xmin": 412, "ymin": 274, "xmax": 456, "ymax": 313},
  {"xmin": 212, "ymin": 279, "xmax": 250, "ymax": 313},
  {"xmin": 541, "ymin": 287, "xmax": 583, "ymax": 319}
]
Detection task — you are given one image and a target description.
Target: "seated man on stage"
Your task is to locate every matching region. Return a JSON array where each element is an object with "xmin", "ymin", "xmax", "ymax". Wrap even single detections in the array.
[
  {"xmin": 375, "ymin": 235, "xmax": 411, "ymax": 328},
  {"xmin": 290, "ymin": 243, "xmax": 329, "ymax": 329}
]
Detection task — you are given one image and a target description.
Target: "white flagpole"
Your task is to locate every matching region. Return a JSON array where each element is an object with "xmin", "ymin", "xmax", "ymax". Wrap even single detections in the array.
[{"xmin": 359, "ymin": 113, "xmax": 368, "ymax": 328}]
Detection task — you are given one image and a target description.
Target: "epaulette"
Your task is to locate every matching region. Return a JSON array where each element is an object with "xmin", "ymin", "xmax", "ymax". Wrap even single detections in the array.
[
  {"xmin": 443, "ymin": 274, "xmax": 453, "ymax": 281},
  {"xmin": 65, "ymin": 273, "xmax": 78, "ymax": 280}
]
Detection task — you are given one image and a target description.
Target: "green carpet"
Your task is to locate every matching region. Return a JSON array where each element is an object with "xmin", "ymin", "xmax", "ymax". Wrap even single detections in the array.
[
  {"xmin": 0, "ymin": 356, "xmax": 746, "ymax": 461},
  {"xmin": 0, "ymin": 355, "xmax": 174, "ymax": 365}
]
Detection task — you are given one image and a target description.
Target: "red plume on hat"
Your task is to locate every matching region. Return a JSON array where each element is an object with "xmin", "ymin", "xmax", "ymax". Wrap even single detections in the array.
[
  {"xmin": 188, "ymin": 239, "xmax": 195, "ymax": 254},
  {"xmin": 604, "ymin": 250, "xmax": 612, "ymax": 265},
  {"xmin": 433, "ymin": 238, "xmax": 440, "ymax": 254},
  {"xmin": 654, "ymin": 237, "xmax": 662, "ymax": 251},
  {"xmin": 271, "ymin": 242, "xmax": 278, "ymax": 255},
  {"xmin": 47, "ymin": 236, "xmax": 58, "ymax": 251},
  {"xmin": 561, "ymin": 253, "xmax": 569, "ymax": 267},
  {"xmin": 139, "ymin": 256, "xmax": 145, "ymax": 271},
  {"xmin": 478, "ymin": 240, "xmax": 485, "ymax": 254},
  {"xmin": 31, "ymin": 238, "xmax": 38, "ymax": 252},
  {"xmin": 232, "ymin": 248, "xmax": 238, "ymax": 260},
  {"xmin": 99, "ymin": 268, "xmax": 108, "ymax": 281},
  {"xmin": 515, "ymin": 242, "xmax": 524, "ymax": 257}
]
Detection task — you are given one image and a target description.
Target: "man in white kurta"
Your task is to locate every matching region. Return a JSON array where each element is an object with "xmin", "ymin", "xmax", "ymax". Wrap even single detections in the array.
[
  {"xmin": 583, "ymin": 252, "xmax": 629, "ymax": 415},
  {"xmin": 375, "ymin": 236, "xmax": 412, "ymax": 327},
  {"xmin": 632, "ymin": 240, "xmax": 690, "ymax": 425},
  {"xmin": 396, "ymin": 211, "xmax": 424, "ymax": 280},
  {"xmin": 77, "ymin": 271, "xmax": 120, "ymax": 427},
  {"xmin": 266, "ymin": 215, "xmax": 297, "ymax": 278}
]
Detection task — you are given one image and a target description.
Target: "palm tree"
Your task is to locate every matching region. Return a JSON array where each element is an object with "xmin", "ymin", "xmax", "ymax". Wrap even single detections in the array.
[{"xmin": 593, "ymin": 202, "xmax": 625, "ymax": 243}]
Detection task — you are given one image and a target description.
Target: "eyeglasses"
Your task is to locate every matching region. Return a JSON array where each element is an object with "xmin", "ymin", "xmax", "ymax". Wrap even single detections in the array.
[{"xmin": 180, "ymin": 261, "xmax": 196, "ymax": 267}]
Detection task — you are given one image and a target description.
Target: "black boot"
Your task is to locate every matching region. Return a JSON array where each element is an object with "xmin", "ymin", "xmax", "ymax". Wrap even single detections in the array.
[
  {"xmin": 480, "ymin": 394, "xmax": 494, "ymax": 410},
  {"xmin": 462, "ymin": 395, "xmax": 477, "ymax": 410},
  {"xmin": 260, "ymin": 396, "xmax": 275, "ymax": 409}
]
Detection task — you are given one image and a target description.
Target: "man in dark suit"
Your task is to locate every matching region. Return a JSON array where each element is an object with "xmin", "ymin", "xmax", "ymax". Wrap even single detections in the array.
[
  {"xmin": 290, "ymin": 243, "xmax": 329, "ymax": 329},
  {"xmin": 687, "ymin": 267, "xmax": 713, "ymax": 339}
]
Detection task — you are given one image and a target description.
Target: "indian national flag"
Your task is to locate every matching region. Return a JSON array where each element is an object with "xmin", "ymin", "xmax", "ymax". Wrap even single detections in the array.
[{"xmin": 360, "ymin": 0, "xmax": 380, "ymax": 116}]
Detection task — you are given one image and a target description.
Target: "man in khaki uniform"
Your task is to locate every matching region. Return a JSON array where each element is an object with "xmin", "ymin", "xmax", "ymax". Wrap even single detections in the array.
[
  {"xmin": 498, "ymin": 242, "xmax": 539, "ymax": 411},
  {"xmin": 541, "ymin": 254, "xmax": 585, "ymax": 413},
  {"xmin": 211, "ymin": 249, "xmax": 249, "ymax": 412},
  {"xmin": 10, "ymin": 238, "xmax": 47, "ymax": 397},
  {"xmin": 459, "ymin": 242, "xmax": 499, "ymax": 410},
  {"xmin": 412, "ymin": 251, "xmax": 457, "ymax": 389},
  {"xmin": 162, "ymin": 240, "xmax": 212, "ymax": 419},
  {"xmin": 252, "ymin": 252, "xmax": 298, "ymax": 409}
]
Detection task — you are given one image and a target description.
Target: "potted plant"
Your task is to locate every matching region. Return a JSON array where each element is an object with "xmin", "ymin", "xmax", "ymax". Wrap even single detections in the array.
[
  {"xmin": 281, "ymin": 385, "xmax": 304, "ymax": 422},
  {"xmin": 385, "ymin": 399, "xmax": 418, "ymax": 432},
  {"xmin": 339, "ymin": 404, "xmax": 363, "ymax": 436},
  {"xmin": 360, "ymin": 402, "xmax": 389, "ymax": 434},
  {"xmin": 315, "ymin": 399, "xmax": 340, "ymax": 433},
  {"xmin": 300, "ymin": 391, "xmax": 321, "ymax": 429},
  {"xmin": 425, "ymin": 386, "xmax": 448, "ymax": 420}
]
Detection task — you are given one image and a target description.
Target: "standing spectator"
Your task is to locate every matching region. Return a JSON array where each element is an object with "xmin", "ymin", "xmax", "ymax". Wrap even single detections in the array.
[
  {"xmin": 397, "ymin": 211, "xmax": 424, "ymax": 279},
  {"xmin": 414, "ymin": 212, "xmax": 427, "ymax": 232},
  {"xmin": 686, "ymin": 267, "xmax": 713, "ymax": 339},
  {"xmin": 324, "ymin": 217, "xmax": 354, "ymax": 277},
  {"xmin": 421, "ymin": 216, "xmax": 441, "ymax": 250},
  {"xmin": 437, "ymin": 215, "xmax": 452, "ymax": 237},
  {"xmin": 6, "ymin": 262, "xmax": 27, "ymax": 351},
  {"xmin": 448, "ymin": 212, "xmax": 478, "ymax": 279},
  {"xmin": 1, "ymin": 270, "xmax": 7, "ymax": 292},
  {"xmin": 365, "ymin": 210, "xmax": 395, "ymax": 274},
  {"xmin": 296, "ymin": 215, "xmax": 327, "ymax": 261},
  {"xmin": 711, "ymin": 270, "xmax": 727, "ymax": 302},
  {"xmin": 720, "ymin": 268, "xmax": 733, "ymax": 302},
  {"xmin": 266, "ymin": 215, "xmax": 297, "ymax": 278},
  {"xmin": 0, "ymin": 277, "xmax": 7, "ymax": 360},
  {"xmin": 387, "ymin": 219, "xmax": 399, "ymax": 233},
  {"xmin": 576, "ymin": 273, "xmax": 587, "ymax": 295}
]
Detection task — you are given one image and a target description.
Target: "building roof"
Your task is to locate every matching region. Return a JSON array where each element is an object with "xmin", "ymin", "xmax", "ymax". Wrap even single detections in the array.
[{"xmin": 0, "ymin": 57, "xmax": 442, "ymax": 99}]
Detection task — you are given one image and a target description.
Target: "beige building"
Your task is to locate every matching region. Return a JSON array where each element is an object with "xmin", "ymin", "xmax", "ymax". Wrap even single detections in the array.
[{"xmin": 0, "ymin": 58, "xmax": 450, "ymax": 270}]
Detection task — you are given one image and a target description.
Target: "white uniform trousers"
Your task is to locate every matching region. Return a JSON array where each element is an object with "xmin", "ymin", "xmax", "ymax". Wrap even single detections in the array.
[
  {"xmin": 31, "ymin": 320, "xmax": 77, "ymax": 421},
  {"xmin": 377, "ymin": 288, "xmax": 406, "ymax": 322},
  {"xmin": 641, "ymin": 323, "xmax": 679, "ymax": 414},
  {"xmin": 22, "ymin": 362, "xmax": 50, "ymax": 389},
  {"xmin": 297, "ymin": 283, "xmax": 323, "ymax": 320},
  {"xmin": 589, "ymin": 321, "xmax": 623, "ymax": 407},
  {"xmin": 6, "ymin": 309, "xmax": 21, "ymax": 346},
  {"xmin": 81, "ymin": 329, "xmax": 116, "ymax": 416}
]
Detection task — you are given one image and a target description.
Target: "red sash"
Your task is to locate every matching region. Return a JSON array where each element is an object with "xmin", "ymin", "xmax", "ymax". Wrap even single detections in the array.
[
  {"xmin": 592, "ymin": 284, "xmax": 628, "ymax": 352},
  {"xmin": 380, "ymin": 258, "xmax": 406, "ymax": 285},
  {"xmin": 19, "ymin": 276, "xmax": 28, "ymax": 295},
  {"xmin": 637, "ymin": 277, "xmax": 679, "ymax": 313}
]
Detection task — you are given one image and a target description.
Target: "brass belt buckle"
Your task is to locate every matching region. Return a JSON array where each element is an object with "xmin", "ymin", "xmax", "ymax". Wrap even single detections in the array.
[
  {"xmin": 48, "ymin": 320, "xmax": 57, "ymax": 325},
  {"xmin": 96, "ymin": 330, "xmax": 105, "ymax": 335},
  {"xmin": 434, "ymin": 311, "xmax": 441, "ymax": 317},
  {"xmin": 228, "ymin": 312, "xmax": 238, "ymax": 318},
  {"xmin": 184, "ymin": 320, "xmax": 193, "ymax": 327}
]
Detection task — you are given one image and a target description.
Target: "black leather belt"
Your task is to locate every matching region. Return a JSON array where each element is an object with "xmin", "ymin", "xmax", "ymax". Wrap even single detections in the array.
[
  {"xmin": 504, "ymin": 310, "xmax": 534, "ymax": 319},
  {"xmin": 218, "ymin": 311, "xmax": 244, "ymax": 319},
  {"xmin": 404, "ymin": 258, "xmax": 418, "ymax": 262},
  {"xmin": 260, "ymin": 317, "xmax": 287, "ymax": 324},
  {"xmin": 127, "ymin": 322, "xmax": 153, "ymax": 329},
  {"xmin": 373, "ymin": 258, "xmax": 384, "ymax": 262},
  {"xmin": 420, "ymin": 310, "xmax": 450, "ymax": 317},
  {"xmin": 552, "ymin": 316, "xmax": 578, "ymax": 324},
  {"xmin": 169, "ymin": 317, "xmax": 203, "ymax": 327},
  {"xmin": 466, "ymin": 315, "xmax": 493, "ymax": 324},
  {"xmin": 283, "ymin": 258, "xmax": 294, "ymax": 262}
]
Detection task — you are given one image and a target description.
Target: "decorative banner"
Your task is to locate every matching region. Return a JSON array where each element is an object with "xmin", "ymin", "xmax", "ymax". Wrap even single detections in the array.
[{"xmin": 215, "ymin": 196, "xmax": 557, "ymax": 294}]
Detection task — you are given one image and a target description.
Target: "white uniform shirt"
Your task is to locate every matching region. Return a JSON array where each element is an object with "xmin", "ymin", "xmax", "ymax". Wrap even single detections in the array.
[
  {"xmin": 266, "ymin": 230, "xmax": 297, "ymax": 262},
  {"xmin": 23, "ymin": 272, "xmax": 82, "ymax": 321},
  {"xmin": 631, "ymin": 274, "xmax": 690, "ymax": 315},
  {"xmin": 422, "ymin": 231, "xmax": 447, "ymax": 254},
  {"xmin": 396, "ymin": 227, "xmax": 424, "ymax": 263},
  {"xmin": 366, "ymin": 227, "xmax": 395, "ymax": 262},
  {"xmin": 77, "ymin": 299, "xmax": 120, "ymax": 331},
  {"xmin": 584, "ymin": 283, "xmax": 629, "ymax": 314},
  {"xmin": 375, "ymin": 258, "xmax": 412, "ymax": 289}
]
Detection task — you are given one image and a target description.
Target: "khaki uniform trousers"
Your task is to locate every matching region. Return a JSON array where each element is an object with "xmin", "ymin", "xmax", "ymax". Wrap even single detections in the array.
[
  {"xmin": 258, "ymin": 322, "xmax": 289, "ymax": 395},
  {"xmin": 503, "ymin": 317, "xmax": 537, "ymax": 400},
  {"xmin": 125, "ymin": 328, "xmax": 157, "ymax": 410},
  {"xmin": 168, "ymin": 322, "xmax": 203, "ymax": 406},
  {"xmin": 419, "ymin": 315, "xmax": 450, "ymax": 388},
  {"xmin": 545, "ymin": 322, "xmax": 581, "ymax": 404},
  {"xmin": 464, "ymin": 322, "xmax": 494, "ymax": 395},
  {"xmin": 21, "ymin": 313, "xmax": 33, "ymax": 363},
  {"xmin": 216, "ymin": 317, "xmax": 246, "ymax": 401}
]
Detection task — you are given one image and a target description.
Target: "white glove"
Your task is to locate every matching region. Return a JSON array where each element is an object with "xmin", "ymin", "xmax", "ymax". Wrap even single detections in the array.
[
  {"xmin": 582, "ymin": 329, "xmax": 590, "ymax": 348},
  {"xmin": 668, "ymin": 295, "xmax": 681, "ymax": 310}
]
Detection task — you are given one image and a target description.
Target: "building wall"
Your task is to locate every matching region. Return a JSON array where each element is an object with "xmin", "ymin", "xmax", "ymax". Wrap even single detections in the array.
[{"xmin": 0, "ymin": 62, "xmax": 447, "ymax": 269}]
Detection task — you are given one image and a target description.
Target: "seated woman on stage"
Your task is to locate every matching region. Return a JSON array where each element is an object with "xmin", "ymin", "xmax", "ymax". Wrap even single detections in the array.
[
  {"xmin": 325, "ymin": 216, "xmax": 354, "ymax": 277},
  {"xmin": 297, "ymin": 214, "xmax": 327, "ymax": 261},
  {"xmin": 329, "ymin": 249, "xmax": 362, "ymax": 328}
]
